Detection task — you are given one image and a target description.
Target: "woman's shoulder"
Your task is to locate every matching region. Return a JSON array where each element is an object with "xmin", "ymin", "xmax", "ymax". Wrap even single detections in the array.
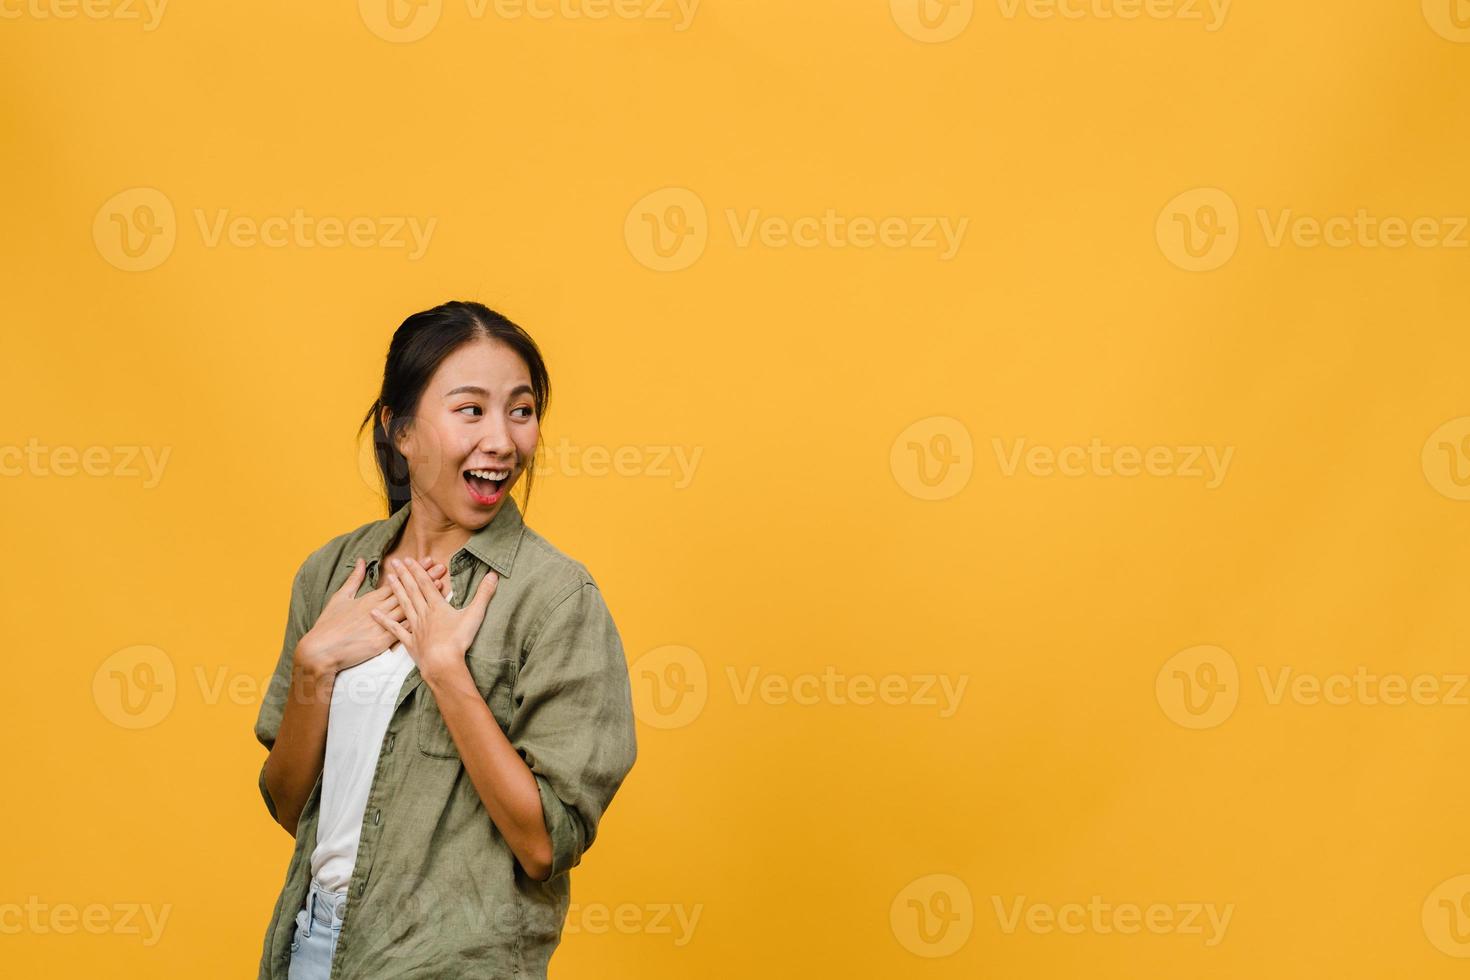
[
  {"xmin": 515, "ymin": 523, "xmax": 600, "ymax": 597},
  {"xmin": 290, "ymin": 512, "xmax": 399, "ymax": 595}
]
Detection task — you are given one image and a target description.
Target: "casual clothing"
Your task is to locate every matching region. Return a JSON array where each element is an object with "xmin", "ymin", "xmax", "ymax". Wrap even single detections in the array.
[
  {"xmin": 287, "ymin": 877, "xmax": 347, "ymax": 980},
  {"xmin": 310, "ymin": 588, "xmax": 451, "ymax": 893},
  {"xmin": 253, "ymin": 494, "xmax": 638, "ymax": 979}
]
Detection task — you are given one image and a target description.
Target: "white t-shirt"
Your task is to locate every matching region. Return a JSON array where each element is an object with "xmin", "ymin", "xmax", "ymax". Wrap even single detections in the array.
[{"xmin": 309, "ymin": 587, "xmax": 451, "ymax": 894}]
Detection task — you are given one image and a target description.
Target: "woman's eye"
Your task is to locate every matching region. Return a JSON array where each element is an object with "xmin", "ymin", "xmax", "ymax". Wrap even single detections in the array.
[
  {"xmin": 512, "ymin": 405, "xmax": 534, "ymax": 419},
  {"xmin": 457, "ymin": 405, "xmax": 482, "ymax": 417}
]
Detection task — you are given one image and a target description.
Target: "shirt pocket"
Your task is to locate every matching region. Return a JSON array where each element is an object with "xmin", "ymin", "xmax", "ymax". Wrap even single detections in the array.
[{"xmin": 416, "ymin": 654, "xmax": 518, "ymax": 760}]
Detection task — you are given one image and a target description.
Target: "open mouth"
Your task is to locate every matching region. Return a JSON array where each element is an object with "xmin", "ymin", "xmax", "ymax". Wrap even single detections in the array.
[{"xmin": 464, "ymin": 466, "xmax": 510, "ymax": 505}]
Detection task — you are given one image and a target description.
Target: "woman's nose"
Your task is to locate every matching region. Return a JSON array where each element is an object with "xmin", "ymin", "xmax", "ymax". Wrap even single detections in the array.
[{"xmin": 477, "ymin": 421, "xmax": 514, "ymax": 455}]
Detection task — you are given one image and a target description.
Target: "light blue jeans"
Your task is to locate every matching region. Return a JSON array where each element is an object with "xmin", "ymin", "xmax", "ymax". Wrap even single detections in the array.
[{"xmin": 288, "ymin": 877, "xmax": 348, "ymax": 980}]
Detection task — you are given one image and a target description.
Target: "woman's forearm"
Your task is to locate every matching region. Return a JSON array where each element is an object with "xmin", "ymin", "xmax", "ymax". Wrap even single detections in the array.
[
  {"xmin": 261, "ymin": 647, "xmax": 337, "ymax": 836},
  {"xmin": 423, "ymin": 665, "xmax": 554, "ymax": 880}
]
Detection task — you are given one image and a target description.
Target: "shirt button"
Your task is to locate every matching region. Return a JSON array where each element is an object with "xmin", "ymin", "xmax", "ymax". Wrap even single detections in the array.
[
  {"xmin": 384, "ymin": 733, "xmax": 395, "ymax": 753},
  {"xmin": 373, "ymin": 808, "xmax": 381, "ymax": 826}
]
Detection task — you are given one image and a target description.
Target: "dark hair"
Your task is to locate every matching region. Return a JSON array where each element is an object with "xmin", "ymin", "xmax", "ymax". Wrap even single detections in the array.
[{"xmin": 359, "ymin": 300, "xmax": 551, "ymax": 516}]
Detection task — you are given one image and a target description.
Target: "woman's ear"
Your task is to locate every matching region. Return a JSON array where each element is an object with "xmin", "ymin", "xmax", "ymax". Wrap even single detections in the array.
[{"xmin": 380, "ymin": 404, "xmax": 403, "ymax": 454}]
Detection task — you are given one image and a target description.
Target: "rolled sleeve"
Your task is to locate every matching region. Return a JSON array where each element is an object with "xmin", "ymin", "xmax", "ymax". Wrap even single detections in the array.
[
  {"xmin": 511, "ymin": 581, "xmax": 638, "ymax": 880},
  {"xmin": 253, "ymin": 559, "xmax": 312, "ymax": 823}
]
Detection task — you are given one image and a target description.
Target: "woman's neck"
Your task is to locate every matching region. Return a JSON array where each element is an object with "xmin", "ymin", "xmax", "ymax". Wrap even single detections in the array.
[{"xmin": 389, "ymin": 501, "xmax": 472, "ymax": 568}]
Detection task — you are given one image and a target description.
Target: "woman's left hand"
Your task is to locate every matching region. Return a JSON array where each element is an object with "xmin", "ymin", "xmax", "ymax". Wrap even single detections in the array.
[{"xmin": 372, "ymin": 557, "xmax": 500, "ymax": 682}]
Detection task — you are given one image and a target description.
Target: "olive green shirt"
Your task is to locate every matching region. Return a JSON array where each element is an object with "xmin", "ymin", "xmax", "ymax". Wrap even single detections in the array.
[{"xmin": 252, "ymin": 494, "xmax": 637, "ymax": 979}]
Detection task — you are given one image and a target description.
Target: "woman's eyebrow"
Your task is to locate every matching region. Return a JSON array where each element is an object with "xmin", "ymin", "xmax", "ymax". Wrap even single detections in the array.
[{"xmin": 443, "ymin": 384, "xmax": 534, "ymax": 399}]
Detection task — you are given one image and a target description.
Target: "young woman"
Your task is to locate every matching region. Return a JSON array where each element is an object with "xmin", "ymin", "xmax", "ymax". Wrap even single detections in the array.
[{"xmin": 252, "ymin": 300, "xmax": 638, "ymax": 979}]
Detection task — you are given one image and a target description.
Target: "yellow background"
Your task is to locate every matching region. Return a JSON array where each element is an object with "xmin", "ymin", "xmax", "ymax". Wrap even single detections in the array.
[{"xmin": 4, "ymin": 0, "xmax": 1470, "ymax": 976}]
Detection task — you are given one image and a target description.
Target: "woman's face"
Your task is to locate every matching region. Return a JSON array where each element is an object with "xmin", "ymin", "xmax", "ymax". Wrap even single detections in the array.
[{"xmin": 388, "ymin": 337, "xmax": 540, "ymax": 527}]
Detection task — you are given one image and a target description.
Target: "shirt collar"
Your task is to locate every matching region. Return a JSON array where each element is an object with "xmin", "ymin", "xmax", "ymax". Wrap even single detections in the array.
[{"xmin": 341, "ymin": 493, "xmax": 527, "ymax": 579}]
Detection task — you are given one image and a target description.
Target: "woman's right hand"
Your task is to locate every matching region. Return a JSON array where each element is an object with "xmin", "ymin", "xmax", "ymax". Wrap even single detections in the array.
[{"xmin": 296, "ymin": 557, "xmax": 451, "ymax": 676}]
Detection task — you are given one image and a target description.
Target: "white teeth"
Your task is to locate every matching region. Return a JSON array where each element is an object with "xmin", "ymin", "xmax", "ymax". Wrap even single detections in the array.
[{"xmin": 467, "ymin": 468, "xmax": 509, "ymax": 481}]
